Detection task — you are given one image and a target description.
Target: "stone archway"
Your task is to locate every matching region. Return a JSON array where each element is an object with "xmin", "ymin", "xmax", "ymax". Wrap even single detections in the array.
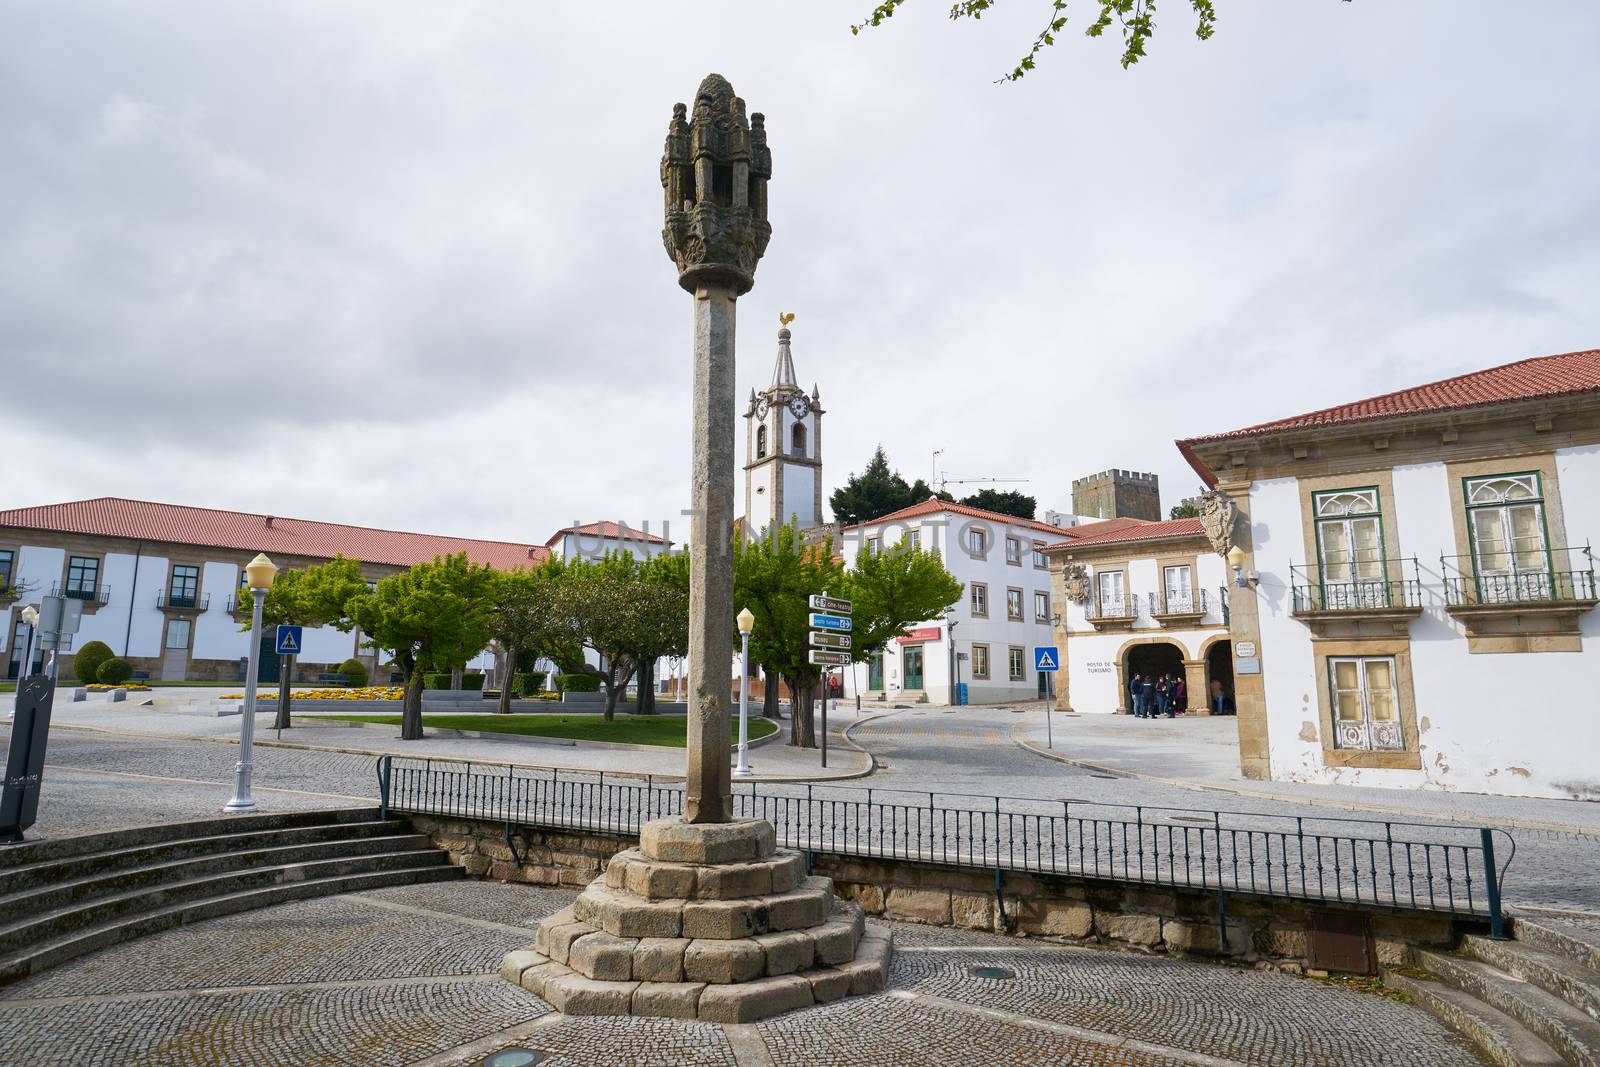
[
  {"xmin": 1114, "ymin": 635, "xmax": 1195, "ymax": 715},
  {"xmin": 1202, "ymin": 636, "xmax": 1234, "ymax": 715}
]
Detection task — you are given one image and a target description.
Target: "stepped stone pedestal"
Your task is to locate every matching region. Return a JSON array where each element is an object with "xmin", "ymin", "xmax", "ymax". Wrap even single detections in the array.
[{"xmin": 500, "ymin": 817, "xmax": 892, "ymax": 1022}]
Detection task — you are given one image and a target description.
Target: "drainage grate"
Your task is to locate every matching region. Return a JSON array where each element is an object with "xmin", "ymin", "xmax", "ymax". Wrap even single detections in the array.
[
  {"xmin": 483, "ymin": 1050, "xmax": 545, "ymax": 1067},
  {"xmin": 969, "ymin": 965, "xmax": 1016, "ymax": 980}
]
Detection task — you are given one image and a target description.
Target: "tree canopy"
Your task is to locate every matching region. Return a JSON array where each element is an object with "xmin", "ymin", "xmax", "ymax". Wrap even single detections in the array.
[
  {"xmin": 846, "ymin": 537, "xmax": 965, "ymax": 660},
  {"xmin": 349, "ymin": 552, "xmax": 496, "ymax": 740},
  {"xmin": 852, "ymin": 0, "xmax": 1220, "ymax": 78},
  {"xmin": 1169, "ymin": 499, "xmax": 1201, "ymax": 519},
  {"xmin": 829, "ymin": 446, "xmax": 937, "ymax": 524},
  {"xmin": 959, "ymin": 488, "xmax": 1037, "ymax": 520},
  {"xmin": 249, "ymin": 555, "xmax": 369, "ymax": 729}
]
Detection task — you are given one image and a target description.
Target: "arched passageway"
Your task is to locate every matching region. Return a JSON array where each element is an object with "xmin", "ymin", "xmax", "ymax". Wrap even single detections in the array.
[{"xmin": 1205, "ymin": 640, "xmax": 1235, "ymax": 715}]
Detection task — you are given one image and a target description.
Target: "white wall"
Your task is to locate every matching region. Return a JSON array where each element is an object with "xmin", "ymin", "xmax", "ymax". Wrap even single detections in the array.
[
  {"xmin": 193, "ymin": 562, "xmax": 243, "ymax": 659},
  {"xmin": 782, "ymin": 463, "xmax": 817, "ymax": 528},
  {"xmin": 1251, "ymin": 451, "xmax": 1600, "ymax": 800}
]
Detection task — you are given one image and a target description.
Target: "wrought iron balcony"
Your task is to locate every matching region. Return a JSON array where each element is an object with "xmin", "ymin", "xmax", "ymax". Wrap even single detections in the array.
[
  {"xmin": 1085, "ymin": 595, "xmax": 1140, "ymax": 630},
  {"xmin": 50, "ymin": 581, "xmax": 109, "ymax": 605},
  {"xmin": 158, "ymin": 592, "xmax": 210, "ymax": 612},
  {"xmin": 1441, "ymin": 546, "xmax": 1597, "ymax": 608},
  {"xmin": 1291, "ymin": 559, "xmax": 1424, "ymax": 615},
  {"xmin": 1146, "ymin": 589, "xmax": 1211, "ymax": 625}
]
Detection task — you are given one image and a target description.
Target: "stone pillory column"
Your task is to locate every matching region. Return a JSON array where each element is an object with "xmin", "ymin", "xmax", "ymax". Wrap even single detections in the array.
[
  {"xmin": 499, "ymin": 76, "xmax": 891, "ymax": 1022},
  {"xmin": 662, "ymin": 74, "xmax": 772, "ymax": 824}
]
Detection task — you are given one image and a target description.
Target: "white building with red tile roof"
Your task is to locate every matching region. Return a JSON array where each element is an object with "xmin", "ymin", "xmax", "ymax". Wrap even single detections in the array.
[
  {"xmin": 837, "ymin": 499, "xmax": 1100, "ymax": 705},
  {"xmin": 1040, "ymin": 517, "xmax": 1233, "ymax": 719},
  {"xmin": 543, "ymin": 521, "xmax": 673, "ymax": 563},
  {"xmin": 0, "ymin": 497, "xmax": 551, "ymax": 683},
  {"xmin": 1175, "ymin": 347, "xmax": 1600, "ymax": 800}
]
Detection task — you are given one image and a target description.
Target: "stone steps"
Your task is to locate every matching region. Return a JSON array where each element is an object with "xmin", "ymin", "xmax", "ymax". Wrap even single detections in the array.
[
  {"xmin": 1466, "ymin": 936, "xmax": 1600, "ymax": 1023},
  {"xmin": 500, "ymin": 816, "xmax": 894, "ymax": 1023},
  {"xmin": 1416, "ymin": 949, "xmax": 1600, "ymax": 1066},
  {"xmin": 0, "ymin": 818, "xmax": 416, "ymax": 898},
  {"xmin": 1383, "ymin": 970, "xmax": 1566, "ymax": 1067},
  {"xmin": 1515, "ymin": 917, "xmax": 1600, "ymax": 975},
  {"xmin": 0, "ymin": 809, "xmax": 462, "ymax": 985}
]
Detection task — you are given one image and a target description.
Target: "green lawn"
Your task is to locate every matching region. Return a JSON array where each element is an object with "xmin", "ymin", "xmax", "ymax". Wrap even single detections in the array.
[{"xmin": 318, "ymin": 712, "xmax": 779, "ymax": 748}]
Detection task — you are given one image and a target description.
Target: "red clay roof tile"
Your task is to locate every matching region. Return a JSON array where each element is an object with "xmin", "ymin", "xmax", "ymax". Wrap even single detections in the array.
[{"xmin": 0, "ymin": 497, "xmax": 550, "ymax": 570}]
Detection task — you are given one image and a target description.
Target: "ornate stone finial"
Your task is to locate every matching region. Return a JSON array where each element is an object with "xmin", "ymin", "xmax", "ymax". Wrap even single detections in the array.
[
  {"xmin": 661, "ymin": 74, "xmax": 772, "ymax": 295},
  {"xmin": 1199, "ymin": 490, "xmax": 1239, "ymax": 557}
]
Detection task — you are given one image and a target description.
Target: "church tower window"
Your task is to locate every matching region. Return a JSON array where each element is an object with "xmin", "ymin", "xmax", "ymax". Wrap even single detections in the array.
[
  {"xmin": 756, "ymin": 425, "xmax": 767, "ymax": 458},
  {"xmin": 791, "ymin": 422, "xmax": 806, "ymax": 457}
]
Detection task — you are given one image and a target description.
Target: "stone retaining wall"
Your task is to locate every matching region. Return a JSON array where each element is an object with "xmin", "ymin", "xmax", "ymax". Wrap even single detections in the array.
[{"xmin": 409, "ymin": 816, "xmax": 1465, "ymax": 970}]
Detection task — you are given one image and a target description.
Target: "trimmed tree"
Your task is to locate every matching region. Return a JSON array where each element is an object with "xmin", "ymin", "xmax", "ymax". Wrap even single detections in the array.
[
  {"xmin": 846, "ymin": 535, "xmax": 964, "ymax": 690},
  {"xmin": 550, "ymin": 553, "xmax": 643, "ymax": 721},
  {"xmin": 250, "ymin": 555, "xmax": 369, "ymax": 730},
  {"xmin": 630, "ymin": 551, "xmax": 690, "ymax": 715},
  {"xmin": 349, "ymin": 553, "xmax": 496, "ymax": 740},
  {"xmin": 489, "ymin": 558, "xmax": 569, "ymax": 714}
]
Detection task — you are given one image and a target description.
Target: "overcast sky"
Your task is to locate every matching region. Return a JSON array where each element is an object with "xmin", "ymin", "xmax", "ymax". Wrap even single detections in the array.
[{"xmin": 4, "ymin": 2, "xmax": 1598, "ymax": 544}]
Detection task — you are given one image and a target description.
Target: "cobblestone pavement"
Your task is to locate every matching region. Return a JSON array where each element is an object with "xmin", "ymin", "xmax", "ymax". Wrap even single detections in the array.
[{"xmin": 0, "ymin": 881, "xmax": 1488, "ymax": 1066}]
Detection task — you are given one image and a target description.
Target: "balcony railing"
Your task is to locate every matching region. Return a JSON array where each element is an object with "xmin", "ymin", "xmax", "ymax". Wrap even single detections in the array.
[
  {"xmin": 1147, "ymin": 588, "xmax": 1211, "ymax": 620},
  {"xmin": 1085, "ymin": 595, "xmax": 1140, "ymax": 624},
  {"xmin": 1291, "ymin": 559, "xmax": 1423, "ymax": 615},
  {"xmin": 158, "ymin": 592, "xmax": 210, "ymax": 611},
  {"xmin": 50, "ymin": 581, "xmax": 109, "ymax": 605},
  {"xmin": 1441, "ymin": 546, "xmax": 1597, "ymax": 607}
]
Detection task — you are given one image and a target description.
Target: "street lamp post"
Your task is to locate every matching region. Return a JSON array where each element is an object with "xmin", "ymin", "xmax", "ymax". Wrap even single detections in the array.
[
  {"xmin": 734, "ymin": 607, "xmax": 755, "ymax": 777},
  {"xmin": 225, "ymin": 553, "xmax": 277, "ymax": 814}
]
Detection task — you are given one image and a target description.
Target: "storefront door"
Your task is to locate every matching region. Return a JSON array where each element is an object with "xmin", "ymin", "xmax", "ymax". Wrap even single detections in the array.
[
  {"xmin": 903, "ymin": 646, "xmax": 924, "ymax": 690},
  {"xmin": 867, "ymin": 652, "xmax": 884, "ymax": 691}
]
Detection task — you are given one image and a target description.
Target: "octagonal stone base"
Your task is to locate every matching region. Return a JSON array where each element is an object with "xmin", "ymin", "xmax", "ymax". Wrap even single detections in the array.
[{"xmin": 499, "ymin": 817, "xmax": 893, "ymax": 1022}]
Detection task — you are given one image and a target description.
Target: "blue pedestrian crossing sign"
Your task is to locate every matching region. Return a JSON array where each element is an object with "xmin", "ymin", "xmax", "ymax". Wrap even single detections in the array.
[
  {"xmin": 275, "ymin": 625, "xmax": 303, "ymax": 656},
  {"xmin": 1033, "ymin": 646, "xmax": 1060, "ymax": 672}
]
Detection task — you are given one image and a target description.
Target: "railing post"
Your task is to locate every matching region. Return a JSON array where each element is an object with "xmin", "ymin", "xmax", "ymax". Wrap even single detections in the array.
[
  {"xmin": 377, "ymin": 755, "xmax": 392, "ymax": 820},
  {"xmin": 1480, "ymin": 828, "xmax": 1506, "ymax": 940}
]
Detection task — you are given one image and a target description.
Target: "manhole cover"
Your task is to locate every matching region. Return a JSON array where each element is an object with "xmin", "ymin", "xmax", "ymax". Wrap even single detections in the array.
[
  {"xmin": 969, "ymin": 965, "xmax": 1016, "ymax": 980},
  {"xmin": 483, "ymin": 1050, "xmax": 545, "ymax": 1067}
]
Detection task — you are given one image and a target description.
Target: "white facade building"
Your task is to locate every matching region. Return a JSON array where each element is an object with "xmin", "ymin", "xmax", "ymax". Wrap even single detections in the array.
[
  {"xmin": 1043, "ymin": 518, "xmax": 1233, "ymax": 716},
  {"xmin": 0, "ymin": 498, "xmax": 550, "ymax": 683},
  {"xmin": 838, "ymin": 500, "xmax": 1071, "ymax": 705},
  {"xmin": 1179, "ymin": 347, "xmax": 1600, "ymax": 800}
]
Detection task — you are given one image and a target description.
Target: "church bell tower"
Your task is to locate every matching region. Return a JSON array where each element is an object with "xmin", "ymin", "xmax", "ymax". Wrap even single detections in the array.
[{"xmin": 744, "ymin": 314, "xmax": 823, "ymax": 535}]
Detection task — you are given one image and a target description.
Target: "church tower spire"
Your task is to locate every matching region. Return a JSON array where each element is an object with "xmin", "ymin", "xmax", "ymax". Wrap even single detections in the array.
[{"xmin": 743, "ymin": 312, "xmax": 824, "ymax": 535}]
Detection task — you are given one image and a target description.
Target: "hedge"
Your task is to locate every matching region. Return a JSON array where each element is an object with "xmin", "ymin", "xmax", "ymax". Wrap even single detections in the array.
[
  {"xmin": 74, "ymin": 641, "xmax": 115, "ymax": 684},
  {"xmin": 97, "ymin": 658, "xmax": 134, "ymax": 684},
  {"xmin": 556, "ymin": 673, "xmax": 601, "ymax": 693},
  {"xmin": 459, "ymin": 673, "xmax": 485, "ymax": 691},
  {"xmin": 515, "ymin": 671, "xmax": 548, "ymax": 696},
  {"xmin": 426, "ymin": 671, "xmax": 486, "ymax": 691},
  {"xmin": 339, "ymin": 658, "xmax": 369, "ymax": 688}
]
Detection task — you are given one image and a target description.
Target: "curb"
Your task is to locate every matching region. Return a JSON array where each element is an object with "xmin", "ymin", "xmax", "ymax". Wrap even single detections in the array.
[
  {"xmin": 285, "ymin": 716, "xmax": 783, "ymax": 754},
  {"xmin": 1008, "ymin": 718, "xmax": 1600, "ymax": 838}
]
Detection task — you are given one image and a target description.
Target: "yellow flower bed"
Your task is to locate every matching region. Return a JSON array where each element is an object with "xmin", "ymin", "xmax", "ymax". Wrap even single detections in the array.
[
  {"xmin": 86, "ymin": 683, "xmax": 152, "ymax": 691},
  {"xmin": 221, "ymin": 686, "xmax": 404, "ymax": 701}
]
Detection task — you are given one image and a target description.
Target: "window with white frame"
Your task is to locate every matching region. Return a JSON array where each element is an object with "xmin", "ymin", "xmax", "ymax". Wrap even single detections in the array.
[
  {"xmin": 865, "ymin": 536, "xmax": 880, "ymax": 555},
  {"xmin": 1328, "ymin": 656, "xmax": 1403, "ymax": 751},
  {"xmin": 971, "ymin": 643, "xmax": 990, "ymax": 679},
  {"xmin": 165, "ymin": 618, "xmax": 192, "ymax": 650},
  {"xmin": 1005, "ymin": 537, "xmax": 1022, "ymax": 565},
  {"xmin": 908, "ymin": 529, "xmax": 921, "ymax": 550},
  {"xmin": 1314, "ymin": 488, "xmax": 1387, "ymax": 608},
  {"xmin": 970, "ymin": 582, "xmax": 988, "ymax": 616},
  {"xmin": 1008, "ymin": 646, "xmax": 1025, "ymax": 681},
  {"xmin": 1465, "ymin": 473, "xmax": 1552, "ymax": 601},
  {"xmin": 1034, "ymin": 590, "xmax": 1050, "ymax": 622},
  {"xmin": 1162, "ymin": 564, "xmax": 1194, "ymax": 613},
  {"xmin": 1032, "ymin": 543, "xmax": 1048, "ymax": 569},
  {"xmin": 1006, "ymin": 587, "xmax": 1023, "ymax": 621},
  {"xmin": 1096, "ymin": 570, "xmax": 1125, "ymax": 617},
  {"xmin": 967, "ymin": 527, "xmax": 987, "ymax": 554},
  {"xmin": 0, "ymin": 549, "xmax": 13, "ymax": 592}
]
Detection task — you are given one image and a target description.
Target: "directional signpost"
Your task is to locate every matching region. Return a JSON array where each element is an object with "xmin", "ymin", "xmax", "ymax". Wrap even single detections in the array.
[
  {"xmin": 1034, "ymin": 646, "xmax": 1060, "ymax": 749},
  {"xmin": 808, "ymin": 593, "xmax": 853, "ymax": 768}
]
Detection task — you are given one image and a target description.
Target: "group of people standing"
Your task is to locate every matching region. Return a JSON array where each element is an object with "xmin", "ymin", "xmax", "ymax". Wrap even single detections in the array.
[{"xmin": 1128, "ymin": 672, "xmax": 1186, "ymax": 718}]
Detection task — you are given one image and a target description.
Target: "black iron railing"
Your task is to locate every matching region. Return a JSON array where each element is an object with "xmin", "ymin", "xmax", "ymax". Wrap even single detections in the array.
[
  {"xmin": 157, "ymin": 592, "xmax": 209, "ymax": 610},
  {"xmin": 1441, "ymin": 546, "xmax": 1597, "ymax": 607},
  {"xmin": 1085, "ymin": 596, "xmax": 1140, "ymax": 623},
  {"xmin": 377, "ymin": 757, "xmax": 1511, "ymax": 932},
  {"xmin": 49, "ymin": 582, "xmax": 109, "ymax": 604},
  {"xmin": 1147, "ymin": 589, "xmax": 1211, "ymax": 619},
  {"xmin": 1291, "ymin": 559, "xmax": 1423, "ymax": 614}
]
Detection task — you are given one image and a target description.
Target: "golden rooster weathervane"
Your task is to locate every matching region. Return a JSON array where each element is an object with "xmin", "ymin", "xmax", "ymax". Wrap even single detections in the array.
[{"xmin": 778, "ymin": 311, "xmax": 795, "ymax": 327}]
